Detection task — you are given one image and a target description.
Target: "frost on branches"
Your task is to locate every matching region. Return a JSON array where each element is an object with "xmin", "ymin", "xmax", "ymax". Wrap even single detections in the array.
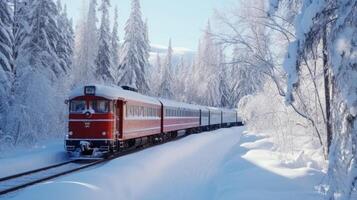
[{"xmin": 271, "ymin": 0, "xmax": 357, "ymax": 199}]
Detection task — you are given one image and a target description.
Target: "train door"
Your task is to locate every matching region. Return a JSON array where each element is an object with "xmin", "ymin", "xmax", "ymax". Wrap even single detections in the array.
[
  {"xmin": 114, "ymin": 100, "xmax": 120, "ymax": 139},
  {"xmin": 117, "ymin": 100, "xmax": 124, "ymax": 139}
]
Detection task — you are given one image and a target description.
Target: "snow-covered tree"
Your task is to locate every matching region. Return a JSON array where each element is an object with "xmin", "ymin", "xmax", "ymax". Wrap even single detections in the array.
[
  {"xmin": 0, "ymin": 0, "xmax": 13, "ymax": 74},
  {"xmin": 148, "ymin": 52, "xmax": 162, "ymax": 96},
  {"xmin": 95, "ymin": 0, "xmax": 114, "ymax": 83},
  {"xmin": 195, "ymin": 21, "xmax": 221, "ymax": 106},
  {"xmin": 215, "ymin": 0, "xmax": 329, "ymax": 180},
  {"xmin": 0, "ymin": 0, "xmax": 13, "ymax": 141},
  {"xmin": 269, "ymin": 0, "xmax": 357, "ymax": 199},
  {"xmin": 22, "ymin": 0, "xmax": 64, "ymax": 77},
  {"xmin": 56, "ymin": 1, "xmax": 74, "ymax": 74},
  {"xmin": 173, "ymin": 56, "xmax": 189, "ymax": 102},
  {"xmin": 217, "ymin": 48, "xmax": 230, "ymax": 108},
  {"xmin": 74, "ymin": 0, "xmax": 98, "ymax": 83},
  {"xmin": 158, "ymin": 39, "xmax": 173, "ymax": 99},
  {"xmin": 2, "ymin": 0, "xmax": 73, "ymax": 147},
  {"xmin": 111, "ymin": 5, "xmax": 120, "ymax": 78},
  {"xmin": 118, "ymin": 0, "xmax": 149, "ymax": 93}
]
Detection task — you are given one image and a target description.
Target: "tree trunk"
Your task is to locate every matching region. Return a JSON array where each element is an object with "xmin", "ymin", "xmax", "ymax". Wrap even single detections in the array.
[{"xmin": 323, "ymin": 24, "xmax": 332, "ymax": 155}]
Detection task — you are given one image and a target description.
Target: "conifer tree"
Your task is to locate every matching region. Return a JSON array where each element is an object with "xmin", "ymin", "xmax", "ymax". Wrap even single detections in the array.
[
  {"xmin": 118, "ymin": 0, "xmax": 149, "ymax": 93},
  {"xmin": 158, "ymin": 39, "xmax": 173, "ymax": 99},
  {"xmin": 95, "ymin": 0, "xmax": 114, "ymax": 83},
  {"xmin": 111, "ymin": 5, "xmax": 120, "ymax": 77}
]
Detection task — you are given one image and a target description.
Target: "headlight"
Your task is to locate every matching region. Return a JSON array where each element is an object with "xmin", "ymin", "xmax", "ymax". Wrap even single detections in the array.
[
  {"xmin": 69, "ymin": 131, "xmax": 73, "ymax": 136},
  {"xmin": 102, "ymin": 131, "xmax": 107, "ymax": 136}
]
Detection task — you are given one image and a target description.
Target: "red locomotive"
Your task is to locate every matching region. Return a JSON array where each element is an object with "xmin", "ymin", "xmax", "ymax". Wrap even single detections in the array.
[{"xmin": 65, "ymin": 85, "xmax": 242, "ymax": 158}]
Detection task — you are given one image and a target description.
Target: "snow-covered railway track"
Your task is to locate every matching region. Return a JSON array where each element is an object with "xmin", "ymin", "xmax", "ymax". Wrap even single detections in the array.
[
  {"xmin": 0, "ymin": 142, "xmax": 165, "ymax": 196},
  {"xmin": 0, "ymin": 159, "xmax": 104, "ymax": 196},
  {"xmin": 0, "ymin": 130, "xmax": 217, "ymax": 196}
]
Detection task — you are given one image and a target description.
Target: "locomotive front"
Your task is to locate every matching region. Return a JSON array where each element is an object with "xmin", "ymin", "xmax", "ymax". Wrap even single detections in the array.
[{"xmin": 65, "ymin": 86, "xmax": 118, "ymax": 158}]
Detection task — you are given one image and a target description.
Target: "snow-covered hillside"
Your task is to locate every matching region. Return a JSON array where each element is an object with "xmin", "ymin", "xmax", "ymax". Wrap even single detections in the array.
[
  {"xmin": 1, "ymin": 127, "xmax": 325, "ymax": 200},
  {"xmin": 149, "ymin": 44, "xmax": 195, "ymax": 67}
]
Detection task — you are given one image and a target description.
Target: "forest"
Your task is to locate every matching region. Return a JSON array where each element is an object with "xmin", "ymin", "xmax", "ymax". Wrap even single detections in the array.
[{"xmin": 0, "ymin": 0, "xmax": 356, "ymax": 199}]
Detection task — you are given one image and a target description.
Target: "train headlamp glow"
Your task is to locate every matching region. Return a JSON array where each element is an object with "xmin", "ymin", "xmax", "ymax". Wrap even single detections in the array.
[
  {"xmin": 84, "ymin": 86, "xmax": 96, "ymax": 95},
  {"xmin": 68, "ymin": 131, "xmax": 73, "ymax": 136},
  {"xmin": 102, "ymin": 131, "xmax": 107, "ymax": 136}
]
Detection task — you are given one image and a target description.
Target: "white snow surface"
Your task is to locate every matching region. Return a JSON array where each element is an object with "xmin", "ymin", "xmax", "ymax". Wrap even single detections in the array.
[
  {"xmin": 0, "ymin": 140, "xmax": 68, "ymax": 178},
  {"xmin": 1, "ymin": 127, "xmax": 324, "ymax": 200}
]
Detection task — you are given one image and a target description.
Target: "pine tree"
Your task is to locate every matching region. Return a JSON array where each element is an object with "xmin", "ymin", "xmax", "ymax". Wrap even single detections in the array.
[
  {"xmin": 23, "ymin": 0, "xmax": 63, "ymax": 77},
  {"xmin": 56, "ymin": 1, "xmax": 74, "ymax": 74},
  {"xmin": 158, "ymin": 39, "xmax": 173, "ymax": 99},
  {"xmin": 197, "ymin": 21, "xmax": 220, "ymax": 106},
  {"xmin": 13, "ymin": 0, "xmax": 30, "ymax": 62},
  {"xmin": 143, "ymin": 19, "xmax": 150, "ymax": 67},
  {"xmin": 76, "ymin": 0, "xmax": 98, "ymax": 81},
  {"xmin": 73, "ymin": 0, "xmax": 88, "ymax": 80},
  {"xmin": 217, "ymin": 47, "xmax": 230, "ymax": 108},
  {"xmin": 0, "ymin": 0, "xmax": 13, "ymax": 133},
  {"xmin": 111, "ymin": 5, "xmax": 119, "ymax": 78},
  {"xmin": 118, "ymin": 0, "xmax": 149, "ymax": 93},
  {"xmin": 3, "ymin": 0, "xmax": 74, "ymax": 146},
  {"xmin": 149, "ymin": 52, "xmax": 162, "ymax": 96},
  {"xmin": 174, "ymin": 56, "xmax": 188, "ymax": 101},
  {"xmin": 95, "ymin": 0, "xmax": 114, "ymax": 83},
  {"xmin": 0, "ymin": 0, "xmax": 13, "ymax": 73}
]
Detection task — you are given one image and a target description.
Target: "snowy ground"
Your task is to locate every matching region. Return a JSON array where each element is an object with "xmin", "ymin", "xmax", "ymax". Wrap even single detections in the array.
[
  {"xmin": 1, "ymin": 127, "xmax": 325, "ymax": 200},
  {"xmin": 0, "ymin": 140, "xmax": 68, "ymax": 178}
]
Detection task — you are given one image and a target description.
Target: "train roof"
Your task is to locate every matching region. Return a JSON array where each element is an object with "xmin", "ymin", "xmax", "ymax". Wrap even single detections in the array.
[
  {"xmin": 69, "ymin": 85, "xmax": 239, "ymax": 111},
  {"xmin": 69, "ymin": 84, "xmax": 161, "ymax": 105},
  {"xmin": 159, "ymin": 98, "xmax": 200, "ymax": 110},
  {"xmin": 221, "ymin": 108, "xmax": 237, "ymax": 113}
]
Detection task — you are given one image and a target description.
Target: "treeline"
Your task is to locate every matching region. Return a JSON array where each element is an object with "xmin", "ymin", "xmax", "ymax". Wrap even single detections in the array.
[{"xmin": 149, "ymin": 23, "xmax": 242, "ymax": 108}]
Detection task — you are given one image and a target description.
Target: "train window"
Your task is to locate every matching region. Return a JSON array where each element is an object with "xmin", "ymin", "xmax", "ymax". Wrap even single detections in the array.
[
  {"xmin": 135, "ymin": 106, "xmax": 139, "ymax": 116},
  {"xmin": 70, "ymin": 100, "xmax": 86, "ymax": 113},
  {"xmin": 91, "ymin": 100, "xmax": 110, "ymax": 113}
]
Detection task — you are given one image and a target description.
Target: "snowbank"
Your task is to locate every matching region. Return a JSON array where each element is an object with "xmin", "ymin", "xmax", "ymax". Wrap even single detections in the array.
[{"xmin": 2, "ymin": 127, "xmax": 325, "ymax": 200}]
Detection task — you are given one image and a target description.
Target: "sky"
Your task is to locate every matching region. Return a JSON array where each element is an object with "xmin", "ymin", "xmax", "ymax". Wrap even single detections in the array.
[{"xmin": 61, "ymin": 0, "xmax": 231, "ymax": 50}]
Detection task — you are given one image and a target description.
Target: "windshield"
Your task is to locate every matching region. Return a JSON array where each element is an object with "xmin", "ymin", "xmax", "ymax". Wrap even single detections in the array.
[
  {"xmin": 70, "ymin": 100, "xmax": 86, "ymax": 113},
  {"xmin": 91, "ymin": 100, "xmax": 110, "ymax": 113}
]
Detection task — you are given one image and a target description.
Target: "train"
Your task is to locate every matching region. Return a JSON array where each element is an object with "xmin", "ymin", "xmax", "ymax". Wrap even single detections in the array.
[{"xmin": 65, "ymin": 84, "xmax": 243, "ymax": 158}]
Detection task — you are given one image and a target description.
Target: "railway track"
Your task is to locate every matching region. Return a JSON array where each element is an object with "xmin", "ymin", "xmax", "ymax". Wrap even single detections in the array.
[
  {"xmin": 0, "ymin": 144, "xmax": 148, "ymax": 197},
  {"xmin": 0, "ymin": 159, "xmax": 103, "ymax": 196}
]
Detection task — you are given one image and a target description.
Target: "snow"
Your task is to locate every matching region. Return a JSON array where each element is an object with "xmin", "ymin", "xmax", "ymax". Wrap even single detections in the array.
[
  {"xmin": 0, "ymin": 140, "xmax": 68, "ymax": 178},
  {"xmin": 69, "ymin": 84, "xmax": 161, "ymax": 105},
  {"xmin": 1, "ymin": 127, "xmax": 325, "ymax": 200}
]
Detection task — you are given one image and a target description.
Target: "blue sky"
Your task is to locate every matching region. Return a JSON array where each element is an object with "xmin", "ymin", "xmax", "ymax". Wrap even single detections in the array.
[{"xmin": 61, "ymin": 0, "xmax": 231, "ymax": 50}]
